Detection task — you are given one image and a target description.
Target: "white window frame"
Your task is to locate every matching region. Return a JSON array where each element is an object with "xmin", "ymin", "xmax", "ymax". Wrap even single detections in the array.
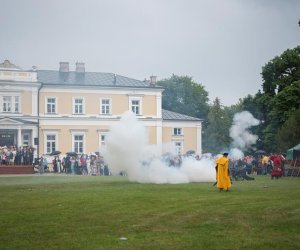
[
  {"xmin": 1, "ymin": 95, "xmax": 21, "ymax": 113},
  {"xmin": 3, "ymin": 96, "xmax": 11, "ymax": 112},
  {"xmin": 22, "ymin": 133, "xmax": 30, "ymax": 146},
  {"xmin": 44, "ymin": 132, "xmax": 58, "ymax": 154},
  {"xmin": 100, "ymin": 134, "xmax": 106, "ymax": 146},
  {"xmin": 45, "ymin": 97, "xmax": 57, "ymax": 114},
  {"xmin": 174, "ymin": 141, "xmax": 183, "ymax": 155},
  {"xmin": 98, "ymin": 132, "xmax": 108, "ymax": 149},
  {"xmin": 174, "ymin": 128, "xmax": 183, "ymax": 136},
  {"xmin": 14, "ymin": 96, "xmax": 20, "ymax": 113},
  {"xmin": 72, "ymin": 132, "xmax": 85, "ymax": 154},
  {"xmin": 73, "ymin": 97, "xmax": 85, "ymax": 115},
  {"xmin": 100, "ymin": 98, "xmax": 112, "ymax": 115},
  {"xmin": 129, "ymin": 96, "xmax": 142, "ymax": 115}
]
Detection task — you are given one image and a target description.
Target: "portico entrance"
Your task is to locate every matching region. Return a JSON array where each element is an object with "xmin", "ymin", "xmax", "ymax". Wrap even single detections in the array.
[
  {"xmin": 0, "ymin": 118, "xmax": 38, "ymax": 148},
  {"xmin": 0, "ymin": 129, "xmax": 36, "ymax": 147},
  {"xmin": 0, "ymin": 130, "xmax": 16, "ymax": 146}
]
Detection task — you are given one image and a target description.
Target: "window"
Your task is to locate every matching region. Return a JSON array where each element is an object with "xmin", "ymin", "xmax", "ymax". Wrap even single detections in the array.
[
  {"xmin": 3, "ymin": 96, "xmax": 11, "ymax": 112},
  {"xmin": 14, "ymin": 96, "xmax": 19, "ymax": 112},
  {"xmin": 46, "ymin": 134, "xmax": 56, "ymax": 154},
  {"xmin": 46, "ymin": 98, "xmax": 56, "ymax": 114},
  {"xmin": 23, "ymin": 134, "xmax": 30, "ymax": 146},
  {"xmin": 44, "ymin": 131, "xmax": 59, "ymax": 154},
  {"xmin": 98, "ymin": 131, "xmax": 108, "ymax": 151},
  {"xmin": 100, "ymin": 134, "xmax": 106, "ymax": 146},
  {"xmin": 174, "ymin": 142, "xmax": 182, "ymax": 155},
  {"xmin": 129, "ymin": 96, "xmax": 142, "ymax": 115},
  {"xmin": 174, "ymin": 128, "xmax": 182, "ymax": 136},
  {"xmin": 73, "ymin": 134, "xmax": 84, "ymax": 154},
  {"xmin": 131, "ymin": 100, "xmax": 140, "ymax": 115},
  {"xmin": 73, "ymin": 97, "xmax": 84, "ymax": 114},
  {"xmin": 101, "ymin": 99, "xmax": 111, "ymax": 115},
  {"xmin": 1, "ymin": 96, "xmax": 20, "ymax": 113}
]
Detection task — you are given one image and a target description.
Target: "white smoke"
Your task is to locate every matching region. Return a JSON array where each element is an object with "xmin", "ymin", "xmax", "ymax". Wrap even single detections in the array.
[
  {"xmin": 229, "ymin": 148, "xmax": 244, "ymax": 161},
  {"xmin": 230, "ymin": 111, "xmax": 259, "ymax": 150},
  {"xmin": 103, "ymin": 111, "xmax": 215, "ymax": 184},
  {"xmin": 228, "ymin": 111, "xmax": 260, "ymax": 160}
]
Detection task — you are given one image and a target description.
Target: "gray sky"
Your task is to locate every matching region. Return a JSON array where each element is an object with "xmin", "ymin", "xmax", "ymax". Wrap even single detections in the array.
[{"xmin": 1, "ymin": 0, "xmax": 299, "ymax": 106}]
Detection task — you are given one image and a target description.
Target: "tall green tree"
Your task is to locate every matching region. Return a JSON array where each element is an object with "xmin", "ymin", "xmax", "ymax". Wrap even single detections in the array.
[
  {"xmin": 157, "ymin": 75, "xmax": 209, "ymax": 119},
  {"xmin": 203, "ymin": 98, "xmax": 231, "ymax": 154},
  {"xmin": 258, "ymin": 46, "xmax": 300, "ymax": 152}
]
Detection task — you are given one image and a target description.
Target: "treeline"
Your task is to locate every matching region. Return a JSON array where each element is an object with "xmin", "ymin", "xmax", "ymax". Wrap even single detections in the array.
[{"xmin": 157, "ymin": 46, "xmax": 300, "ymax": 154}]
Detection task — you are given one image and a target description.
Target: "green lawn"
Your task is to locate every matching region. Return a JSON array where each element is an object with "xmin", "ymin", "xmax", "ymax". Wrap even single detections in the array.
[{"xmin": 0, "ymin": 174, "xmax": 299, "ymax": 250}]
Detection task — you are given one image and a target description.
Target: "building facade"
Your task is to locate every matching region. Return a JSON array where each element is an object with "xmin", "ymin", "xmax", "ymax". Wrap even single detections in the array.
[
  {"xmin": 0, "ymin": 60, "xmax": 40, "ymax": 149},
  {"xmin": 0, "ymin": 60, "xmax": 202, "ymax": 158}
]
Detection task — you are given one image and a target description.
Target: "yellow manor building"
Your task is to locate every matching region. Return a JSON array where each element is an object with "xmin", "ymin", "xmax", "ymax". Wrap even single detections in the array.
[{"xmin": 0, "ymin": 60, "xmax": 202, "ymax": 158}]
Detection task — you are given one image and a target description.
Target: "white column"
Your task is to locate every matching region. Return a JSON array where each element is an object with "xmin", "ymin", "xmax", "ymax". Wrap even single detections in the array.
[
  {"xmin": 31, "ymin": 127, "xmax": 37, "ymax": 145},
  {"xmin": 17, "ymin": 126, "xmax": 22, "ymax": 148},
  {"xmin": 32, "ymin": 127, "xmax": 38, "ymax": 160},
  {"xmin": 156, "ymin": 121, "xmax": 162, "ymax": 153},
  {"xmin": 156, "ymin": 93, "xmax": 162, "ymax": 118},
  {"xmin": 196, "ymin": 122, "xmax": 202, "ymax": 156}
]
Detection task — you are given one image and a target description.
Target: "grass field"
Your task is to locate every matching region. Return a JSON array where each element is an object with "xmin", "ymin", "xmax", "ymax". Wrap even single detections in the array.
[{"xmin": 0, "ymin": 174, "xmax": 299, "ymax": 250}]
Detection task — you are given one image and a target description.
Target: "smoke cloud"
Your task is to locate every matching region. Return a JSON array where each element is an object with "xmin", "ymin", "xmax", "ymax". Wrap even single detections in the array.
[
  {"xmin": 103, "ymin": 111, "xmax": 215, "ymax": 184},
  {"xmin": 229, "ymin": 111, "xmax": 260, "ymax": 160},
  {"xmin": 230, "ymin": 111, "xmax": 259, "ymax": 150}
]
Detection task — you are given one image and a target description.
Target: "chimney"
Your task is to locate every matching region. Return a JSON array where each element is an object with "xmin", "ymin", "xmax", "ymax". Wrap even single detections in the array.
[
  {"xmin": 59, "ymin": 62, "xmax": 69, "ymax": 72},
  {"xmin": 76, "ymin": 62, "xmax": 85, "ymax": 73},
  {"xmin": 150, "ymin": 75, "xmax": 157, "ymax": 85}
]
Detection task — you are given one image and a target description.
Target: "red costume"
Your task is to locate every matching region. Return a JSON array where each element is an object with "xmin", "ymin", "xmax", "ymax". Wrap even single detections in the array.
[{"xmin": 271, "ymin": 155, "xmax": 283, "ymax": 179}]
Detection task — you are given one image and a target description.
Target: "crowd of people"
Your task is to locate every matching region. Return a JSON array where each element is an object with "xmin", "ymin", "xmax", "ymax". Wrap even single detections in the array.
[
  {"xmin": 229, "ymin": 153, "xmax": 285, "ymax": 179},
  {"xmin": 38, "ymin": 153, "xmax": 111, "ymax": 176},
  {"xmin": 214, "ymin": 152, "xmax": 286, "ymax": 192},
  {"xmin": 0, "ymin": 145, "xmax": 35, "ymax": 166}
]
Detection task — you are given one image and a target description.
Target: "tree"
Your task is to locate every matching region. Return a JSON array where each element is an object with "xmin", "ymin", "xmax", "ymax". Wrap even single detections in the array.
[
  {"xmin": 258, "ymin": 46, "xmax": 300, "ymax": 152},
  {"xmin": 157, "ymin": 75, "xmax": 209, "ymax": 119},
  {"xmin": 203, "ymin": 98, "xmax": 231, "ymax": 154},
  {"xmin": 276, "ymin": 108, "xmax": 300, "ymax": 152}
]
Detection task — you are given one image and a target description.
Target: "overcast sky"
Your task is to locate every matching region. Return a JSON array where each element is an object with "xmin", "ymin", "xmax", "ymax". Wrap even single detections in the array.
[{"xmin": 1, "ymin": 0, "xmax": 299, "ymax": 106}]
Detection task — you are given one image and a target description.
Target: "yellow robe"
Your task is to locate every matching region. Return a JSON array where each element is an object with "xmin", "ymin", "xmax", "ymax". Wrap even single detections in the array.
[{"xmin": 216, "ymin": 156, "xmax": 231, "ymax": 190}]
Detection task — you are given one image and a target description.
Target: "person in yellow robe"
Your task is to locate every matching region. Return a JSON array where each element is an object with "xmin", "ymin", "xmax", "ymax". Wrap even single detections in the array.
[{"xmin": 215, "ymin": 153, "xmax": 231, "ymax": 191}]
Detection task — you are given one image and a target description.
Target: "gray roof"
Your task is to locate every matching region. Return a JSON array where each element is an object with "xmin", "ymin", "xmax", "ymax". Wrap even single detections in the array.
[
  {"xmin": 37, "ymin": 70, "xmax": 162, "ymax": 89},
  {"xmin": 162, "ymin": 109, "xmax": 201, "ymax": 121}
]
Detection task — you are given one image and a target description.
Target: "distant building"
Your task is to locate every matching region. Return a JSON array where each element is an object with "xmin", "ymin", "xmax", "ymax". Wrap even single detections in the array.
[{"xmin": 0, "ymin": 60, "xmax": 202, "ymax": 157}]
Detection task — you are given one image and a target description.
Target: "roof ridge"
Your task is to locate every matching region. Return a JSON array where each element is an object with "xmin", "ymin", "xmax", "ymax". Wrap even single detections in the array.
[{"xmin": 38, "ymin": 69, "xmax": 114, "ymax": 75}]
